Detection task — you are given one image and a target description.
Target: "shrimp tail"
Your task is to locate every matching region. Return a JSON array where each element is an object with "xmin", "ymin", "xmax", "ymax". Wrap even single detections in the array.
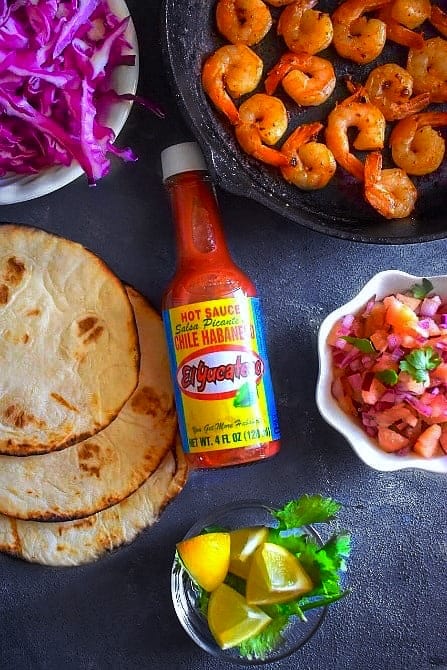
[
  {"xmin": 364, "ymin": 152, "xmax": 395, "ymax": 219},
  {"xmin": 265, "ymin": 53, "xmax": 309, "ymax": 95},
  {"xmin": 284, "ymin": 122, "xmax": 323, "ymax": 151},
  {"xmin": 235, "ymin": 124, "xmax": 290, "ymax": 167},
  {"xmin": 430, "ymin": 5, "xmax": 447, "ymax": 38},
  {"xmin": 377, "ymin": 7, "xmax": 425, "ymax": 49},
  {"xmin": 385, "ymin": 93, "xmax": 430, "ymax": 121}
]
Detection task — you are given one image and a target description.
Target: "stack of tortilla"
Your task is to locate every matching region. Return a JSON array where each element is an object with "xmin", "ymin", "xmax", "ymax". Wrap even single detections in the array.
[{"xmin": 0, "ymin": 225, "xmax": 186, "ymax": 566}]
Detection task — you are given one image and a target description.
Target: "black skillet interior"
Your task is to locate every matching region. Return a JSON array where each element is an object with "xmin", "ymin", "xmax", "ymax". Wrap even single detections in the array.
[{"xmin": 161, "ymin": 0, "xmax": 447, "ymax": 244}]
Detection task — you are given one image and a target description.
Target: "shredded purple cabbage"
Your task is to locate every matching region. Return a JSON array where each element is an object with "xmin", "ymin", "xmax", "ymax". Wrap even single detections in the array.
[{"xmin": 0, "ymin": 0, "xmax": 151, "ymax": 184}]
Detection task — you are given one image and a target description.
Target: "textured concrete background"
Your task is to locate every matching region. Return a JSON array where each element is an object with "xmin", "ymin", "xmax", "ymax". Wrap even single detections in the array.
[{"xmin": 0, "ymin": 1, "xmax": 446, "ymax": 669}]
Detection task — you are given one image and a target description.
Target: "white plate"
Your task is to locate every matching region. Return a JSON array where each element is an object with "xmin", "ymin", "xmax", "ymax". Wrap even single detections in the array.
[
  {"xmin": 0, "ymin": 0, "xmax": 139, "ymax": 205},
  {"xmin": 316, "ymin": 270, "xmax": 447, "ymax": 473}
]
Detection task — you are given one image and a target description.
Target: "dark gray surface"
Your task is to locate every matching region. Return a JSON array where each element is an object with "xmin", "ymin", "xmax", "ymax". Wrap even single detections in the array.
[{"xmin": 0, "ymin": 2, "xmax": 446, "ymax": 669}]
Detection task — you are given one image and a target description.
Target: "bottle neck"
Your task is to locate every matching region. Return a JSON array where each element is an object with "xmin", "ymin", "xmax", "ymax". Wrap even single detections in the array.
[{"xmin": 166, "ymin": 171, "xmax": 234, "ymax": 269}]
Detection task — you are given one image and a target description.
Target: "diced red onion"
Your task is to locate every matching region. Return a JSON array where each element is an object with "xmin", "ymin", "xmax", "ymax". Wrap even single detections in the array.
[
  {"xmin": 404, "ymin": 395, "xmax": 433, "ymax": 417},
  {"xmin": 340, "ymin": 314, "xmax": 355, "ymax": 335},
  {"xmin": 420, "ymin": 296, "xmax": 442, "ymax": 317},
  {"xmin": 387, "ymin": 333, "xmax": 401, "ymax": 350},
  {"xmin": 347, "ymin": 373, "xmax": 362, "ymax": 392}
]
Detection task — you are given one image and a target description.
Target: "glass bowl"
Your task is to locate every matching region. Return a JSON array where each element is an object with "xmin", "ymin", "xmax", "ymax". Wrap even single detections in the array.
[
  {"xmin": 316, "ymin": 270, "xmax": 447, "ymax": 474},
  {"xmin": 171, "ymin": 500, "xmax": 327, "ymax": 666}
]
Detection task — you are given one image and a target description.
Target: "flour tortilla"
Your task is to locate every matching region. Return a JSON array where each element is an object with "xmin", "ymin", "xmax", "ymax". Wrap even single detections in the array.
[
  {"xmin": 0, "ymin": 225, "xmax": 139, "ymax": 455},
  {"xmin": 0, "ymin": 286, "xmax": 177, "ymax": 521},
  {"xmin": 0, "ymin": 441, "xmax": 188, "ymax": 566}
]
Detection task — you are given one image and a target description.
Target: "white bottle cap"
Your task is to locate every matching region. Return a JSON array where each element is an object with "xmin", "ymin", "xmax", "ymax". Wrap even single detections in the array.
[{"xmin": 161, "ymin": 141, "xmax": 208, "ymax": 181}]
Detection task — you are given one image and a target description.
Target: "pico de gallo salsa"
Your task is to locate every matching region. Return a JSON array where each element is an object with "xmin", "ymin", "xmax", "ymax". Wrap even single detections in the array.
[{"xmin": 328, "ymin": 279, "xmax": 447, "ymax": 459}]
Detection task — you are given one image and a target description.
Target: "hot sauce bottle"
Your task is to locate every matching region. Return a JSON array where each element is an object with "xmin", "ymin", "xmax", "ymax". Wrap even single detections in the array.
[{"xmin": 161, "ymin": 142, "xmax": 280, "ymax": 469}]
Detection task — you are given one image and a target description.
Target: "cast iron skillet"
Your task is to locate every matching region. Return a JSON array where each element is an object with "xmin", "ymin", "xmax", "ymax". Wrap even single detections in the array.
[{"xmin": 161, "ymin": 0, "xmax": 447, "ymax": 244}]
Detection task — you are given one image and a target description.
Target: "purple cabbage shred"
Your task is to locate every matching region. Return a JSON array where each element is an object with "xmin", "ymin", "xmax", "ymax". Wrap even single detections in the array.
[{"xmin": 0, "ymin": 0, "xmax": 154, "ymax": 184}]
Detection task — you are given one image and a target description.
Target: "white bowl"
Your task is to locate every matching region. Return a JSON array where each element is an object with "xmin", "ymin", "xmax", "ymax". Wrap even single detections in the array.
[
  {"xmin": 0, "ymin": 0, "xmax": 139, "ymax": 205},
  {"xmin": 316, "ymin": 270, "xmax": 447, "ymax": 473}
]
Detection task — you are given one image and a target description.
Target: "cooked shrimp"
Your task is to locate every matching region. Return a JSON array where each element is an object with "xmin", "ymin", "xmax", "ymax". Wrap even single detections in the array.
[
  {"xmin": 430, "ymin": 5, "xmax": 447, "ymax": 38},
  {"xmin": 407, "ymin": 37, "xmax": 447, "ymax": 103},
  {"xmin": 376, "ymin": 4, "xmax": 424, "ymax": 48},
  {"xmin": 216, "ymin": 0, "xmax": 272, "ymax": 46},
  {"xmin": 364, "ymin": 151, "xmax": 417, "ymax": 219},
  {"xmin": 265, "ymin": 52, "xmax": 336, "ymax": 106},
  {"xmin": 278, "ymin": 1, "xmax": 333, "ymax": 55},
  {"xmin": 280, "ymin": 122, "xmax": 337, "ymax": 189},
  {"xmin": 264, "ymin": 0, "xmax": 296, "ymax": 5},
  {"xmin": 332, "ymin": 0, "xmax": 391, "ymax": 64},
  {"xmin": 235, "ymin": 93, "xmax": 289, "ymax": 166},
  {"xmin": 390, "ymin": 0, "xmax": 431, "ymax": 28},
  {"xmin": 389, "ymin": 111, "xmax": 447, "ymax": 175},
  {"xmin": 365, "ymin": 63, "xmax": 430, "ymax": 121},
  {"xmin": 325, "ymin": 90, "xmax": 386, "ymax": 181},
  {"xmin": 202, "ymin": 45, "xmax": 263, "ymax": 125}
]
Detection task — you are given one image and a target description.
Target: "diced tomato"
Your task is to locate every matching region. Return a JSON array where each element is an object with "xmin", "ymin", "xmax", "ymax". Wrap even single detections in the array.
[
  {"xmin": 369, "ymin": 329, "xmax": 389, "ymax": 352},
  {"xmin": 377, "ymin": 427, "xmax": 409, "ymax": 452},
  {"xmin": 413, "ymin": 424, "xmax": 442, "ymax": 458},
  {"xmin": 431, "ymin": 363, "xmax": 447, "ymax": 383},
  {"xmin": 361, "ymin": 377, "xmax": 386, "ymax": 405},
  {"xmin": 371, "ymin": 353, "xmax": 399, "ymax": 373},
  {"xmin": 384, "ymin": 295, "xmax": 419, "ymax": 334},
  {"xmin": 375, "ymin": 403, "xmax": 418, "ymax": 428},
  {"xmin": 395, "ymin": 293, "xmax": 421, "ymax": 311},
  {"xmin": 440, "ymin": 425, "xmax": 447, "ymax": 454},
  {"xmin": 363, "ymin": 302, "xmax": 386, "ymax": 337}
]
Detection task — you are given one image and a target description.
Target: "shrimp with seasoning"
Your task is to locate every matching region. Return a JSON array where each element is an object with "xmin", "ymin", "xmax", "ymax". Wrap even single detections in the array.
[
  {"xmin": 264, "ymin": 0, "xmax": 296, "ymax": 5},
  {"xmin": 389, "ymin": 111, "xmax": 447, "ymax": 175},
  {"xmin": 430, "ymin": 5, "xmax": 447, "ymax": 38},
  {"xmin": 364, "ymin": 63, "xmax": 430, "ymax": 121},
  {"xmin": 235, "ymin": 93, "xmax": 289, "ymax": 166},
  {"xmin": 376, "ymin": 4, "xmax": 424, "ymax": 48},
  {"xmin": 278, "ymin": 0, "xmax": 333, "ymax": 55},
  {"xmin": 389, "ymin": 0, "xmax": 431, "ymax": 29},
  {"xmin": 407, "ymin": 37, "xmax": 447, "ymax": 103},
  {"xmin": 265, "ymin": 52, "xmax": 336, "ymax": 106},
  {"xmin": 281, "ymin": 122, "xmax": 337, "ymax": 189},
  {"xmin": 332, "ymin": 0, "xmax": 391, "ymax": 64},
  {"xmin": 325, "ymin": 90, "xmax": 386, "ymax": 181},
  {"xmin": 216, "ymin": 0, "xmax": 272, "ymax": 46},
  {"xmin": 364, "ymin": 151, "xmax": 417, "ymax": 219},
  {"xmin": 202, "ymin": 45, "xmax": 263, "ymax": 125}
]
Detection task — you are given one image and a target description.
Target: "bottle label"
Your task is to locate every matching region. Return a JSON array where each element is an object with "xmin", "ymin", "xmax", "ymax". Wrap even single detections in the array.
[{"xmin": 163, "ymin": 297, "xmax": 280, "ymax": 454}]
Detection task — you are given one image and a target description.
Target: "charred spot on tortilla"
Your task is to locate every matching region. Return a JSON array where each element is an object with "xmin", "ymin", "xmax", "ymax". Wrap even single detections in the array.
[
  {"xmin": 4, "ymin": 257, "xmax": 26, "ymax": 285},
  {"xmin": 0, "ymin": 284, "xmax": 9, "ymax": 304},
  {"xmin": 50, "ymin": 393, "xmax": 79, "ymax": 413}
]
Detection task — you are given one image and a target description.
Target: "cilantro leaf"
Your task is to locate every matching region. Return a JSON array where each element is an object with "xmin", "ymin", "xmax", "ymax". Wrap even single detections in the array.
[
  {"xmin": 238, "ymin": 616, "xmax": 289, "ymax": 660},
  {"xmin": 375, "ymin": 369, "xmax": 398, "ymax": 386},
  {"xmin": 342, "ymin": 336, "xmax": 376, "ymax": 353},
  {"xmin": 272, "ymin": 495, "xmax": 341, "ymax": 530},
  {"xmin": 410, "ymin": 278, "xmax": 434, "ymax": 299},
  {"xmin": 399, "ymin": 347, "xmax": 441, "ymax": 384}
]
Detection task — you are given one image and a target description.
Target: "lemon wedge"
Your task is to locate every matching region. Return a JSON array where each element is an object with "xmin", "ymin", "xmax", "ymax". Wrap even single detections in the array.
[
  {"xmin": 229, "ymin": 526, "xmax": 269, "ymax": 579},
  {"xmin": 207, "ymin": 583, "xmax": 271, "ymax": 649},
  {"xmin": 246, "ymin": 542, "xmax": 313, "ymax": 605},
  {"xmin": 177, "ymin": 532, "xmax": 230, "ymax": 592}
]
